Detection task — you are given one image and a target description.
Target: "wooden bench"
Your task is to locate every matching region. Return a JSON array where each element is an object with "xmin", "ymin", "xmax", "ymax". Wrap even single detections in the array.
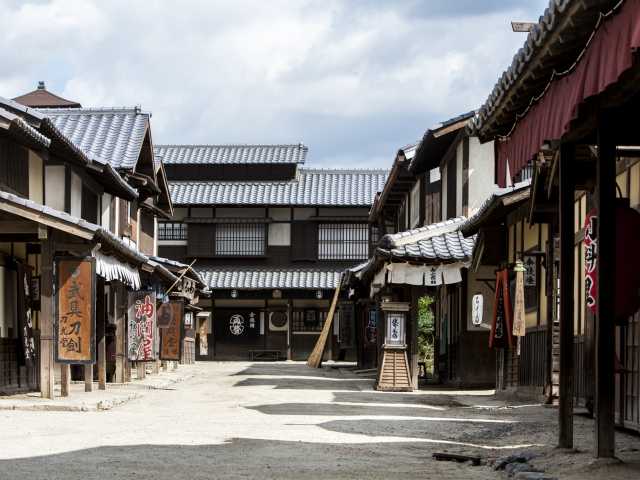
[{"xmin": 249, "ymin": 350, "xmax": 282, "ymax": 361}]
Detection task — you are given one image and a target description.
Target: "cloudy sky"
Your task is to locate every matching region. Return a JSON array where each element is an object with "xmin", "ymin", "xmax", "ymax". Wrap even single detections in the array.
[{"xmin": 0, "ymin": 0, "xmax": 548, "ymax": 168}]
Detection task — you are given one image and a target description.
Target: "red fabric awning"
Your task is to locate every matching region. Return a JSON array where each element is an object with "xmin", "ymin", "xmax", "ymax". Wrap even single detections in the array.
[{"xmin": 497, "ymin": 0, "xmax": 640, "ymax": 187}]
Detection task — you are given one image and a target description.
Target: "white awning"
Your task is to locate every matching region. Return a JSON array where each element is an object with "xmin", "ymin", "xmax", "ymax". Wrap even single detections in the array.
[{"xmin": 94, "ymin": 251, "xmax": 141, "ymax": 289}]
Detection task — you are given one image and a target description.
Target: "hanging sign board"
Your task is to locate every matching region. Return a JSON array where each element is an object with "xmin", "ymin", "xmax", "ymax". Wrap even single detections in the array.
[
  {"xmin": 471, "ymin": 294, "xmax": 483, "ymax": 326},
  {"xmin": 55, "ymin": 257, "xmax": 96, "ymax": 364},
  {"xmin": 127, "ymin": 291, "xmax": 156, "ymax": 361},
  {"xmin": 512, "ymin": 261, "xmax": 526, "ymax": 338},
  {"xmin": 489, "ymin": 269, "xmax": 514, "ymax": 349},
  {"xmin": 160, "ymin": 301, "xmax": 183, "ymax": 361},
  {"xmin": 584, "ymin": 210, "xmax": 598, "ymax": 314}
]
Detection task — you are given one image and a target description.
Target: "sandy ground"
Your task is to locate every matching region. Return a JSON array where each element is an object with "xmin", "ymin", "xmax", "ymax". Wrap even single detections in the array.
[{"xmin": 0, "ymin": 362, "xmax": 638, "ymax": 479}]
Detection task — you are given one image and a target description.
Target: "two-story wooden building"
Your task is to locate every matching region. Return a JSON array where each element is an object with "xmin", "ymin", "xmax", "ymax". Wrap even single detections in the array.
[{"xmin": 155, "ymin": 144, "xmax": 387, "ymax": 361}]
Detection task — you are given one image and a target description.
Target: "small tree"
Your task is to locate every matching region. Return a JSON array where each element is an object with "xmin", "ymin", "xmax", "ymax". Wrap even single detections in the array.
[{"xmin": 417, "ymin": 296, "xmax": 435, "ymax": 376}]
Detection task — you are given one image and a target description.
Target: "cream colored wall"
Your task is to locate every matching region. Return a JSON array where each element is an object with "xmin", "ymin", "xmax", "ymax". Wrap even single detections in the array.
[
  {"xmin": 44, "ymin": 165, "xmax": 65, "ymax": 211},
  {"xmin": 28, "ymin": 150, "xmax": 43, "ymax": 204},
  {"xmin": 70, "ymin": 171, "xmax": 82, "ymax": 218},
  {"xmin": 456, "ymin": 142, "xmax": 463, "ymax": 216},
  {"xmin": 468, "ymin": 138, "xmax": 498, "ymax": 216}
]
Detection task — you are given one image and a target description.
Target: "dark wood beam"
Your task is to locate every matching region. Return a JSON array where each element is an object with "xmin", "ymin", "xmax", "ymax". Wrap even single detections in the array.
[
  {"xmin": 558, "ymin": 142, "xmax": 575, "ymax": 449},
  {"xmin": 595, "ymin": 111, "xmax": 616, "ymax": 458},
  {"xmin": 0, "ymin": 220, "xmax": 38, "ymax": 234}
]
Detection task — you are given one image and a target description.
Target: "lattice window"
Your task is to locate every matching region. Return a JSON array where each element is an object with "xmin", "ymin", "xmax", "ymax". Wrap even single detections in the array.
[
  {"xmin": 292, "ymin": 309, "xmax": 327, "ymax": 332},
  {"xmin": 215, "ymin": 223, "xmax": 265, "ymax": 256},
  {"xmin": 158, "ymin": 222, "xmax": 188, "ymax": 240},
  {"xmin": 318, "ymin": 223, "xmax": 369, "ymax": 260}
]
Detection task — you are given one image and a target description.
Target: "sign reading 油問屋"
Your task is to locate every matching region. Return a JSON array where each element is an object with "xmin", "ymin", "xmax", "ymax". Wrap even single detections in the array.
[
  {"xmin": 55, "ymin": 257, "xmax": 96, "ymax": 364},
  {"xmin": 128, "ymin": 291, "xmax": 156, "ymax": 361},
  {"xmin": 584, "ymin": 211, "xmax": 598, "ymax": 313},
  {"xmin": 160, "ymin": 301, "xmax": 183, "ymax": 361}
]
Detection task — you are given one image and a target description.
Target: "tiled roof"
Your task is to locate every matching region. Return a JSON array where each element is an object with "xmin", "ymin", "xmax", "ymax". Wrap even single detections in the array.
[
  {"xmin": 473, "ymin": 0, "xmax": 619, "ymax": 140},
  {"xmin": 378, "ymin": 217, "xmax": 475, "ymax": 263},
  {"xmin": 13, "ymin": 82, "xmax": 81, "ymax": 109},
  {"xmin": 170, "ymin": 168, "xmax": 388, "ymax": 206},
  {"xmin": 155, "ymin": 144, "xmax": 308, "ymax": 165},
  {"xmin": 0, "ymin": 107, "xmax": 51, "ymax": 149},
  {"xmin": 197, "ymin": 267, "xmax": 342, "ymax": 290},
  {"xmin": 42, "ymin": 107, "xmax": 150, "ymax": 170}
]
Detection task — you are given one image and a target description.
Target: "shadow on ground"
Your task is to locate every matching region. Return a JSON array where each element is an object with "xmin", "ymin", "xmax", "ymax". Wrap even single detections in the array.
[
  {"xmin": 246, "ymin": 402, "xmax": 456, "ymax": 417},
  {"xmin": 232, "ymin": 363, "xmax": 353, "ymax": 378},
  {"xmin": 233, "ymin": 377, "xmax": 367, "ymax": 390},
  {"xmin": 0, "ymin": 439, "xmax": 497, "ymax": 480},
  {"xmin": 332, "ymin": 391, "xmax": 465, "ymax": 407}
]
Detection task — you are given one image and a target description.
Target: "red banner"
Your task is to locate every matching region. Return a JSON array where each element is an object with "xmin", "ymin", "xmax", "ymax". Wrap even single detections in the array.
[{"xmin": 489, "ymin": 269, "xmax": 514, "ymax": 349}]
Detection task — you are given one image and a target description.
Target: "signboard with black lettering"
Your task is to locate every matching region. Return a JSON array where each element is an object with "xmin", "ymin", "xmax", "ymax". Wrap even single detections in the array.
[
  {"xmin": 160, "ymin": 301, "xmax": 183, "ymax": 361},
  {"xmin": 215, "ymin": 309, "xmax": 261, "ymax": 341},
  {"xmin": 54, "ymin": 257, "xmax": 96, "ymax": 364}
]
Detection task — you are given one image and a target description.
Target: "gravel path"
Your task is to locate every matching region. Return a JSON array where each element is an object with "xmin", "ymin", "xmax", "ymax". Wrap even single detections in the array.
[{"xmin": 0, "ymin": 362, "xmax": 637, "ymax": 479}]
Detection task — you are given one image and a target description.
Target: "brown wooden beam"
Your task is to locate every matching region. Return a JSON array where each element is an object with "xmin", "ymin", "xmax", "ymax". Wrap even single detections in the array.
[
  {"xmin": 558, "ymin": 142, "xmax": 575, "ymax": 449},
  {"xmin": 595, "ymin": 111, "xmax": 616, "ymax": 458},
  {"xmin": 0, "ymin": 221, "xmax": 38, "ymax": 234},
  {"xmin": 39, "ymin": 231, "xmax": 55, "ymax": 399}
]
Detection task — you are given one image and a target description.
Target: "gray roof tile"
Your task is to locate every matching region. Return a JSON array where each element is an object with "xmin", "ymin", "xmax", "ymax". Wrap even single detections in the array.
[
  {"xmin": 378, "ymin": 217, "xmax": 475, "ymax": 262},
  {"xmin": 197, "ymin": 267, "xmax": 342, "ymax": 290},
  {"xmin": 155, "ymin": 144, "xmax": 308, "ymax": 165},
  {"xmin": 170, "ymin": 168, "xmax": 388, "ymax": 206},
  {"xmin": 42, "ymin": 107, "xmax": 149, "ymax": 170}
]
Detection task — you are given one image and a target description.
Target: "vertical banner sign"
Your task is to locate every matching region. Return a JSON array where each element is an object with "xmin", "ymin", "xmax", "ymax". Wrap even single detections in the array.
[
  {"xmin": 512, "ymin": 260, "xmax": 527, "ymax": 356},
  {"xmin": 127, "ymin": 291, "xmax": 156, "ymax": 361},
  {"xmin": 160, "ymin": 301, "xmax": 183, "ymax": 361},
  {"xmin": 55, "ymin": 257, "xmax": 96, "ymax": 364},
  {"xmin": 584, "ymin": 210, "xmax": 598, "ymax": 314},
  {"xmin": 489, "ymin": 269, "xmax": 514, "ymax": 349}
]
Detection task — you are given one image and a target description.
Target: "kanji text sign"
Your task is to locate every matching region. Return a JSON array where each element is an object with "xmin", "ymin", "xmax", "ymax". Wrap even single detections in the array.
[{"xmin": 55, "ymin": 257, "xmax": 95, "ymax": 364}]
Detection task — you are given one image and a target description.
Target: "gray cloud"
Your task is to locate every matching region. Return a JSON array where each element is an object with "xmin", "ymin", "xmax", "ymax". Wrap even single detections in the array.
[{"xmin": 0, "ymin": 0, "xmax": 548, "ymax": 168}]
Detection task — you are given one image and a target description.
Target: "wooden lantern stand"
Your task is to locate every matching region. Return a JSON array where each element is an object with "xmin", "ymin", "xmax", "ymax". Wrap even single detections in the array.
[{"xmin": 376, "ymin": 302, "xmax": 413, "ymax": 391}]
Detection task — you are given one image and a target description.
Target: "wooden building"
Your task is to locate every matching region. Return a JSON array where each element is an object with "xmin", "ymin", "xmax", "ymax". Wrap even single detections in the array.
[
  {"xmin": 346, "ymin": 113, "xmax": 501, "ymax": 389},
  {"xmin": 155, "ymin": 144, "xmax": 387, "ymax": 361},
  {"xmin": 0, "ymin": 85, "xmax": 202, "ymax": 398},
  {"xmin": 470, "ymin": 0, "xmax": 640, "ymax": 456}
]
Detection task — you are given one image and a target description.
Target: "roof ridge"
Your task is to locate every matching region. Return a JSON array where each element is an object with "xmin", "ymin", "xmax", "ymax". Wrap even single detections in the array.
[
  {"xmin": 42, "ymin": 106, "xmax": 150, "ymax": 115},
  {"xmin": 299, "ymin": 167, "xmax": 389, "ymax": 173},
  {"xmin": 155, "ymin": 143, "xmax": 307, "ymax": 148}
]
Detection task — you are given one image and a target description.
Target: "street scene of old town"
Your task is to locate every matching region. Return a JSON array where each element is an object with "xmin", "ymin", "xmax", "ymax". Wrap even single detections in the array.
[{"xmin": 1, "ymin": 1, "xmax": 640, "ymax": 479}]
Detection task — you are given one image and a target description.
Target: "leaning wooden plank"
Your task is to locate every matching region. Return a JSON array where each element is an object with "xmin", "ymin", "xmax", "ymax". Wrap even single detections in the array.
[{"xmin": 306, "ymin": 276, "xmax": 342, "ymax": 369}]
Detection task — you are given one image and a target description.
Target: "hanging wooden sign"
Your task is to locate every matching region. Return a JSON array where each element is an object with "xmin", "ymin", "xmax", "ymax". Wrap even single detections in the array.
[
  {"xmin": 160, "ymin": 301, "xmax": 183, "ymax": 361},
  {"xmin": 512, "ymin": 260, "xmax": 526, "ymax": 338},
  {"xmin": 489, "ymin": 269, "xmax": 514, "ymax": 349},
  {"xmin": 54, "ymin": 257, "xmax": 96, "ymax": 364},
  {"xmin": 584, "ymin": 210, "xmax": 598, "ymax": 314},
  {"xmin": 127, "ymin": 291, "xmax": 156, "ymax": 361}
]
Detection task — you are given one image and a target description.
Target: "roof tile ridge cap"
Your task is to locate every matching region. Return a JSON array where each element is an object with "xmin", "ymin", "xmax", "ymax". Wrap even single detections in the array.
[
  {"xmin": 43, "ymin": 106, "xmax": 150, "ymax": 115},
  {"xmin": 154, "ymin": 143, "xmax": 306, "ymax": 148},
  {"xmin": 391, "ymin": 217, "xmax": 467, "ymax": 247}
]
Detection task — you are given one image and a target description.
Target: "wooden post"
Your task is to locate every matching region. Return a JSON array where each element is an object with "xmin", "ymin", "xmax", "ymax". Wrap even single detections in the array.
[
  {"xmin": 97, "ymin": 280, "xmax": 106, "ymax": 390},
  {"xmin": 60, "ymin": 364, "xmax": 71, "ymax": 397},
  {"xmin": 162, "ymin": 360, "xmax": 168, "ymax": 372},
  {"xmin": 84, "ymin": 364, "xmax": 93, "ymax": 392},
  {"xmin": 409, "ymin": 287, "xmax": 419, "ymax": 389},
  {"xmin": 137, "ymin": 362, "xmax": 146, "ymax": 379},
  {"xmin": 287, "ymin": 300, "xmax": 293, "ymax": 361},
  {"xmin": 558, "ymin": 142, "xmax": 575, "ymax": 449},
  {"xmin": 595, "ymin": 113, "xmax": 616, "ymax": 458},
  {"xmin": 114, "ymin": 283, "xmax": 126, "ymax": 383},
  {"xmin": 39, "ymin": 232, "xmax": 55, "ymax": 399}
]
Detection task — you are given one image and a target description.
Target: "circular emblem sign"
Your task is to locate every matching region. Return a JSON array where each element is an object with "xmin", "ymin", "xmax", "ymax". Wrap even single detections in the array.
[
  {"xmin": 270, "ymin": 311, "xmax": 287, "ymax": 328},
  {"xmin": 229, "ymin": 314, "xmax": 245, "ymax": 335}
]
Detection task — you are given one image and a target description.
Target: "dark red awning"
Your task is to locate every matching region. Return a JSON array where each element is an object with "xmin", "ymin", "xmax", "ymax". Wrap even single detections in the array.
[{"xmin": 497, "ymin": 0, "xmax": 640, "ymax": 187}]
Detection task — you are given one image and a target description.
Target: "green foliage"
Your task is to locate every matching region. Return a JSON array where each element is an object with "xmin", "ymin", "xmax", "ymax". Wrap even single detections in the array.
[{"xmin": 417, "ymin": 295, "xmax": 435, "ymax": 375}]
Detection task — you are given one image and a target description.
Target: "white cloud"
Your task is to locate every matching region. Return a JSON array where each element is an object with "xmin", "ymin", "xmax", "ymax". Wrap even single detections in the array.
[{"xmin": 0, "ymin": 0, "xmax": 548, "ymax": 167}]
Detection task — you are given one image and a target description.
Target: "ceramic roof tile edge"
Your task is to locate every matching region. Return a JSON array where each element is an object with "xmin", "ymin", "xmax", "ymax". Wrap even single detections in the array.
[
  {"xmin": 380, "ymin": 217, "xmax": 468, "ymax": 249},
  {"xmin": 149, "ymin": 255, "xmax": 207, "ymax": 287},
  {"xmin": 472, "ymin": 0, "xmax": 620, "ymax": 140},
  {"xmin": 196, "ymin": 266, "xmax": 344, "ymax": 290},
  {"xmin": 0, "ymin": 107, "xmax": 51, "ymax": 149},
  {"xmin": 155, "ymin": 143, "xmax": 308, "ymax": 165},
  {"xmin": 42, "ymin": 106, "xmax": 151, "ymax": 116},
  {"xmin": 460, "ymin": 181, "xmax": 532, "ymax": 237}
]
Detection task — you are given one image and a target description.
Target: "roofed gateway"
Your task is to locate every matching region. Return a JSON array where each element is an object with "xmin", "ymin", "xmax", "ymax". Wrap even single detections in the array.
[{"xmin": 156, "ymin": 142, "xmax": 388, "ymax": 361}]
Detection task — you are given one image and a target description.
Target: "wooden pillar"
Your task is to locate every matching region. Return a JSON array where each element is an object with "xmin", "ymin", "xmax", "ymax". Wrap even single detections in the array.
[
  {"xmin": 287, "ymin": 300, "xmax": 292, "ymax": 360},
  {"xmin": 409, "ymin": 287, "xmax": 419, "ymax": 390},
  {"xmin": 114, "ymin": 284, "xmax": 126, "ymax": 383},
  {"xmin": 97, "ymin": 280, "xmax": 106, "ymax": 390},
  {"xmin": 84, "ymin": 364, "xmax": 93, "ymax": 392},
  {"xmin": 595, "ymin": 113, "xmax": 616, "ymax": 457},
  {"xmin": 60, "ymin": 364, "xmax": 71, "ymax": 397},
  {"xmin": 558, "ymin": 142, "xmax": 575, "ymax": 449},
  {"xmin": 39, "ymin": 231, "xmax": 55, "ymax": 399},
  {"xmin": 137, "ymin": 362, "xmax": 146, "ymax": 379}
]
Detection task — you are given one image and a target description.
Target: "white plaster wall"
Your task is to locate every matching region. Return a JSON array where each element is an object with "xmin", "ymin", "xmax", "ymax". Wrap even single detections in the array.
[
  {"xmin": 28, "ymin": 150, "xmax": 43, "ymax": 204},
  {"xmin": 44, "ymin": 165, "xmax": 65, "ymax": 211},
  {"xmin": 456, "ymin": 141, "xmax": 463, "ymax": 217},
  {"xmin": 101, "ymin": 193, "xmax": 112, "ymax": 230},
  {"xmin": 468, "ymin": 138, "xmax": 499, "ymax": 217},
  {"xmin": 268, "ymin": 223, "xmax": 291, "ymax": 246},
  {"xmin": 441, "ymin": 164, "xmax": 448, "ymax": 220},
  {"xmin": 70, "ymin": 172, "xmax": 82, "ymax": 218}
]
